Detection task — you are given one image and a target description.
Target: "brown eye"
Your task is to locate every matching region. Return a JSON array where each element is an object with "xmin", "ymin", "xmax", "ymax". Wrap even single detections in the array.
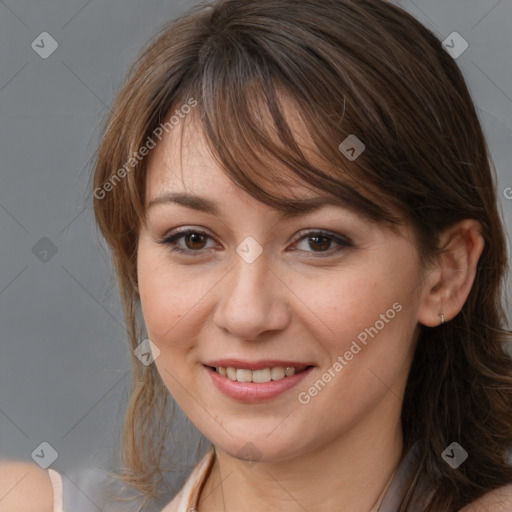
[
  {"xmin": 292, "ymin": 230, "xmax": 353, "ymax": 257},
  {"xmin": 158, "ymin": 229, "xmax": 216, "ymax": 255},
  {"xmin": 307, "ymin": 235, "xmax": 332, "ymax": 252},
  {"xmin": 184, "ymin": 232, "xmax": 208, "ymax": 250}
]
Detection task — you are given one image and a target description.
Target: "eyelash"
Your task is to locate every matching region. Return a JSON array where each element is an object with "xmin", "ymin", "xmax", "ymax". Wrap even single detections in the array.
[{"xmin": 157, "ymin": 228, "xmax": 353, "ymax": 258}]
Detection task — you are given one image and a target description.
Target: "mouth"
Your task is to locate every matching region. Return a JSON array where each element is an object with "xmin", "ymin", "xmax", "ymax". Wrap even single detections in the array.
[
  {"xmin": 208, "ymin": 365, "xmax": 310, "ymax": 383},
  {"xmin": 203, "ymin": 360, "xmax": 315, "ymax": 403}
]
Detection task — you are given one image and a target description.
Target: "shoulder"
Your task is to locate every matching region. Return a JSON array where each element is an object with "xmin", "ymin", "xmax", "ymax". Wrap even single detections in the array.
[
  {"xmin": 0, "ymin": 461, "xmax": 54, "ymax": 512},
  {"xmin": 460, "ymin": 483, "xmax": 512, "ymax": 512}
]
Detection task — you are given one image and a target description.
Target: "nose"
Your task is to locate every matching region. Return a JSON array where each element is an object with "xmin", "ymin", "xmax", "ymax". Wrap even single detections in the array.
[{"xmin": 212, "ymin": 254, "xmax": 291, "ymax": 340}]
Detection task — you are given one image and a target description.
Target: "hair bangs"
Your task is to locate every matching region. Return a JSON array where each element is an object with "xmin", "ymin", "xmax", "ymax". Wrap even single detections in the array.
[{"xmin": 167, "ymin": 32, "xmax": 400, "ymax": 225}]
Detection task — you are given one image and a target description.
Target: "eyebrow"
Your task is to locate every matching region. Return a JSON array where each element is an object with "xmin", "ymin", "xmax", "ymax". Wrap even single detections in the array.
[{"xmin": 147, "ymin": 192, "xmax": 365, "ymax": 219}]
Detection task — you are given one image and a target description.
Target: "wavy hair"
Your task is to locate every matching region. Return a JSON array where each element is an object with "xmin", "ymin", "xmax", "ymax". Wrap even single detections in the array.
[{"xmin": 92, "ymin": 0, "xmax": 512, "ymax": 509}]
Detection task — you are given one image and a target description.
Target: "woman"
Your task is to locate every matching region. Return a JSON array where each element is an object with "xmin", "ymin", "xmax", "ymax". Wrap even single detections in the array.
[{"xmin": 3, "ymin": 0, "xmax": 511, "ymax": 510}]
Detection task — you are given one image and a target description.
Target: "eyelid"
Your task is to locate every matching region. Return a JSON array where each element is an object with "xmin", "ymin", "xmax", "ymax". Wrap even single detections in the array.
[
  {"xmin": 155, "ymin": 226, "xmax": 215, "ymax": 253},
  {"xmin": 287, "ymin": 229, "xmax": 353, "ymax": 258},
  {"xmin": 292, "ymin": 228, "xmax": 353, "ymax": 246},
  {"xmin": 160, "ymin": 226, "xmax": 214, "ymax": 241},
  {"xmin": 156, "ymin": 226, "xmax": 354, "ymax": 258}
]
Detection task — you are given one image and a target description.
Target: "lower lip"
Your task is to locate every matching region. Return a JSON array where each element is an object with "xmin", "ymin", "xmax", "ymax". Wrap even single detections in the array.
[{"xmin": 205, "ymin": 365, "xmax": 314, "ymax": 403}]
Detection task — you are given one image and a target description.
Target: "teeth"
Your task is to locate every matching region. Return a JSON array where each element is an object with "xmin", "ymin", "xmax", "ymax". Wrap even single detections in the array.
[
  {"xmin": 236, "ymin": 369, "xmax": 253, "ymax": 383},
  {"xmin": 270, "ymin": 367, "xmax": 285, "ymax": 380},
  {"xmin": 215, "ymin": 366, "xmax": 304, "ymax": 383},
  {"xmin": 253, "ymin": 368, "xmax": 271, "ymax": 383},
  {"xmin": 285, "ymin": 367, "xmax": 295, "ymax": 377}
]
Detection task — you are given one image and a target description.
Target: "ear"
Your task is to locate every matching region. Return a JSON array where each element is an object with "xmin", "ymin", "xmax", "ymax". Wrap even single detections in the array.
[{"xmin": 417, "ymin": 219, "xmax": 485, "ymax": 327}]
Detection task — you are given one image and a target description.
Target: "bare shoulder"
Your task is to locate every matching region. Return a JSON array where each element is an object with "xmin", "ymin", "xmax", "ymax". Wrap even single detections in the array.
[
  {"xmin": 460, "ymin": 483, "xmax": 512, "ymax": 512},
  {"xmin": 0, "ymin": 460, "xmax": 54, "ymax": 512}
]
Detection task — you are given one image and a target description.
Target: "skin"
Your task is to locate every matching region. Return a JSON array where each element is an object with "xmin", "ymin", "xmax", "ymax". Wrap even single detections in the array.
[
  {"xmin": 0, "ymin": 462, "xmax": 53, "ymax": 512},
  {"xmin": 2, "ymin": 107, "xmax": 509, "ymax": 512},
  {"xmin": 136, "ymin": 108, "xmax": 485, "ymax": 511}
]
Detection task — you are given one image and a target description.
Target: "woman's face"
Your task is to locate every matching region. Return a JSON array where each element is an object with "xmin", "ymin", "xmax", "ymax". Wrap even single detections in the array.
[{"xmin": 137, "ymin": 116, "xmax": 428, "ymax": 463}]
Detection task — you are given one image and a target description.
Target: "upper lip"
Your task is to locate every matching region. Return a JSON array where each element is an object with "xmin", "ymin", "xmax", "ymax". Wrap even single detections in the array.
[{"xmin": 203, "ymin": 359, "xmax": 314, "ymax": 371}]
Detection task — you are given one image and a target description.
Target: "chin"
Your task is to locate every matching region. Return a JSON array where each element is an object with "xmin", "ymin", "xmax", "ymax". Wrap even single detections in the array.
[{"xmin": 207, "ymin": 422, "xmax": 314, "ymax": 464}]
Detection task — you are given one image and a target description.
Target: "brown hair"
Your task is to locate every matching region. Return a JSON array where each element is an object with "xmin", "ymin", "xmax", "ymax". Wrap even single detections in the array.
[{"xmin": 92, "ymin": 0, "xmax": 512, "ymax": 509}]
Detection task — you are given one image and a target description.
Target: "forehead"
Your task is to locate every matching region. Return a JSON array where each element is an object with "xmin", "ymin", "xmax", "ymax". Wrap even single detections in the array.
[
  {"xmin": 145, "ymin": 101, "xmax": 326, "ymax": 203},
  {"xmin": 147, "ymin": 122, "xmax": 233, "ymax": 196},
  {"xmin": 142, "ymin": 93, "xmax": 403, "ymax": 228}
]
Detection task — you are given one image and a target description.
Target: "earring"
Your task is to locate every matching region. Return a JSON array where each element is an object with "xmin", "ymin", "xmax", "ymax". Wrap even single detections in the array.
[{"xmin": 439, "ymin": 313, "xmax": 445, "ymax": 325}]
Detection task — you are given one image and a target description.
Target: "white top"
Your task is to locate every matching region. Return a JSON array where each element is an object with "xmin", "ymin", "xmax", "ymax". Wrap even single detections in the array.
[
  {"xmin": 47, "ymin": 443, "xmax": 424, "ymax": 511},
  {"xmin": 47, "ymin": 468, "xmax": 64, "ymax": 512}
]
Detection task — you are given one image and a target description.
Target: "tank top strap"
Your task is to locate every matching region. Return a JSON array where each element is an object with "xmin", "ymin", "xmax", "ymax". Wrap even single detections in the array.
[{"xmin": 47, "ymin": 469, "xmax": 63, "ymax": 512}]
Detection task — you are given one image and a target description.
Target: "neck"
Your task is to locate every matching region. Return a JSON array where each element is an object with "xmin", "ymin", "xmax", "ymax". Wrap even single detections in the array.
[{"xmin": 198, "ymin": 400, "xmax": 404, "ymax": 512}]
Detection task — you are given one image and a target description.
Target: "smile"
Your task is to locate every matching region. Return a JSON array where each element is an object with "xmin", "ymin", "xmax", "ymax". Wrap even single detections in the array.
[
  {"xmin": 204, "ymin": 360, "xmax": 315, "ymax": 403},
  {"xmin": 214, "ymin": 365, "xmax": 307, "ymax": 383}
]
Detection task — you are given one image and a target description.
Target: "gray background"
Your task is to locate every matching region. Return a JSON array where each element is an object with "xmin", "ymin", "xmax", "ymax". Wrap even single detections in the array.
[{"xmin": 1, "ymin": 0, "xmax": 511, "ymax": 508}]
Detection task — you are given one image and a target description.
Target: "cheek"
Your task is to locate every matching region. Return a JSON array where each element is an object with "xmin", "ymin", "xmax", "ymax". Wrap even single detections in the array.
[
  {"xmin": 137, "ymin": 237, "xmax": 223, "ymax": 352},
  {"xmin": 294, "ymin": 254, "xmax": 418, "ymax": 346},
  {"xmin": 138, "ymin": 273, "xmax": 186, "ymax": 343},
  {"xmin": 137, "ymin": 238, "xmax": 186, "ymax": 342},
  {"xmin": 293, "ymin": 248, "xmax": 421, "ymax": 382},
  {"xmin": 290, "ymin": 295, "xmax": 416, "ymax": 438},
  {"xmin": 136, "ymin": 242, "xmax": 212, "ymax": 403}
]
